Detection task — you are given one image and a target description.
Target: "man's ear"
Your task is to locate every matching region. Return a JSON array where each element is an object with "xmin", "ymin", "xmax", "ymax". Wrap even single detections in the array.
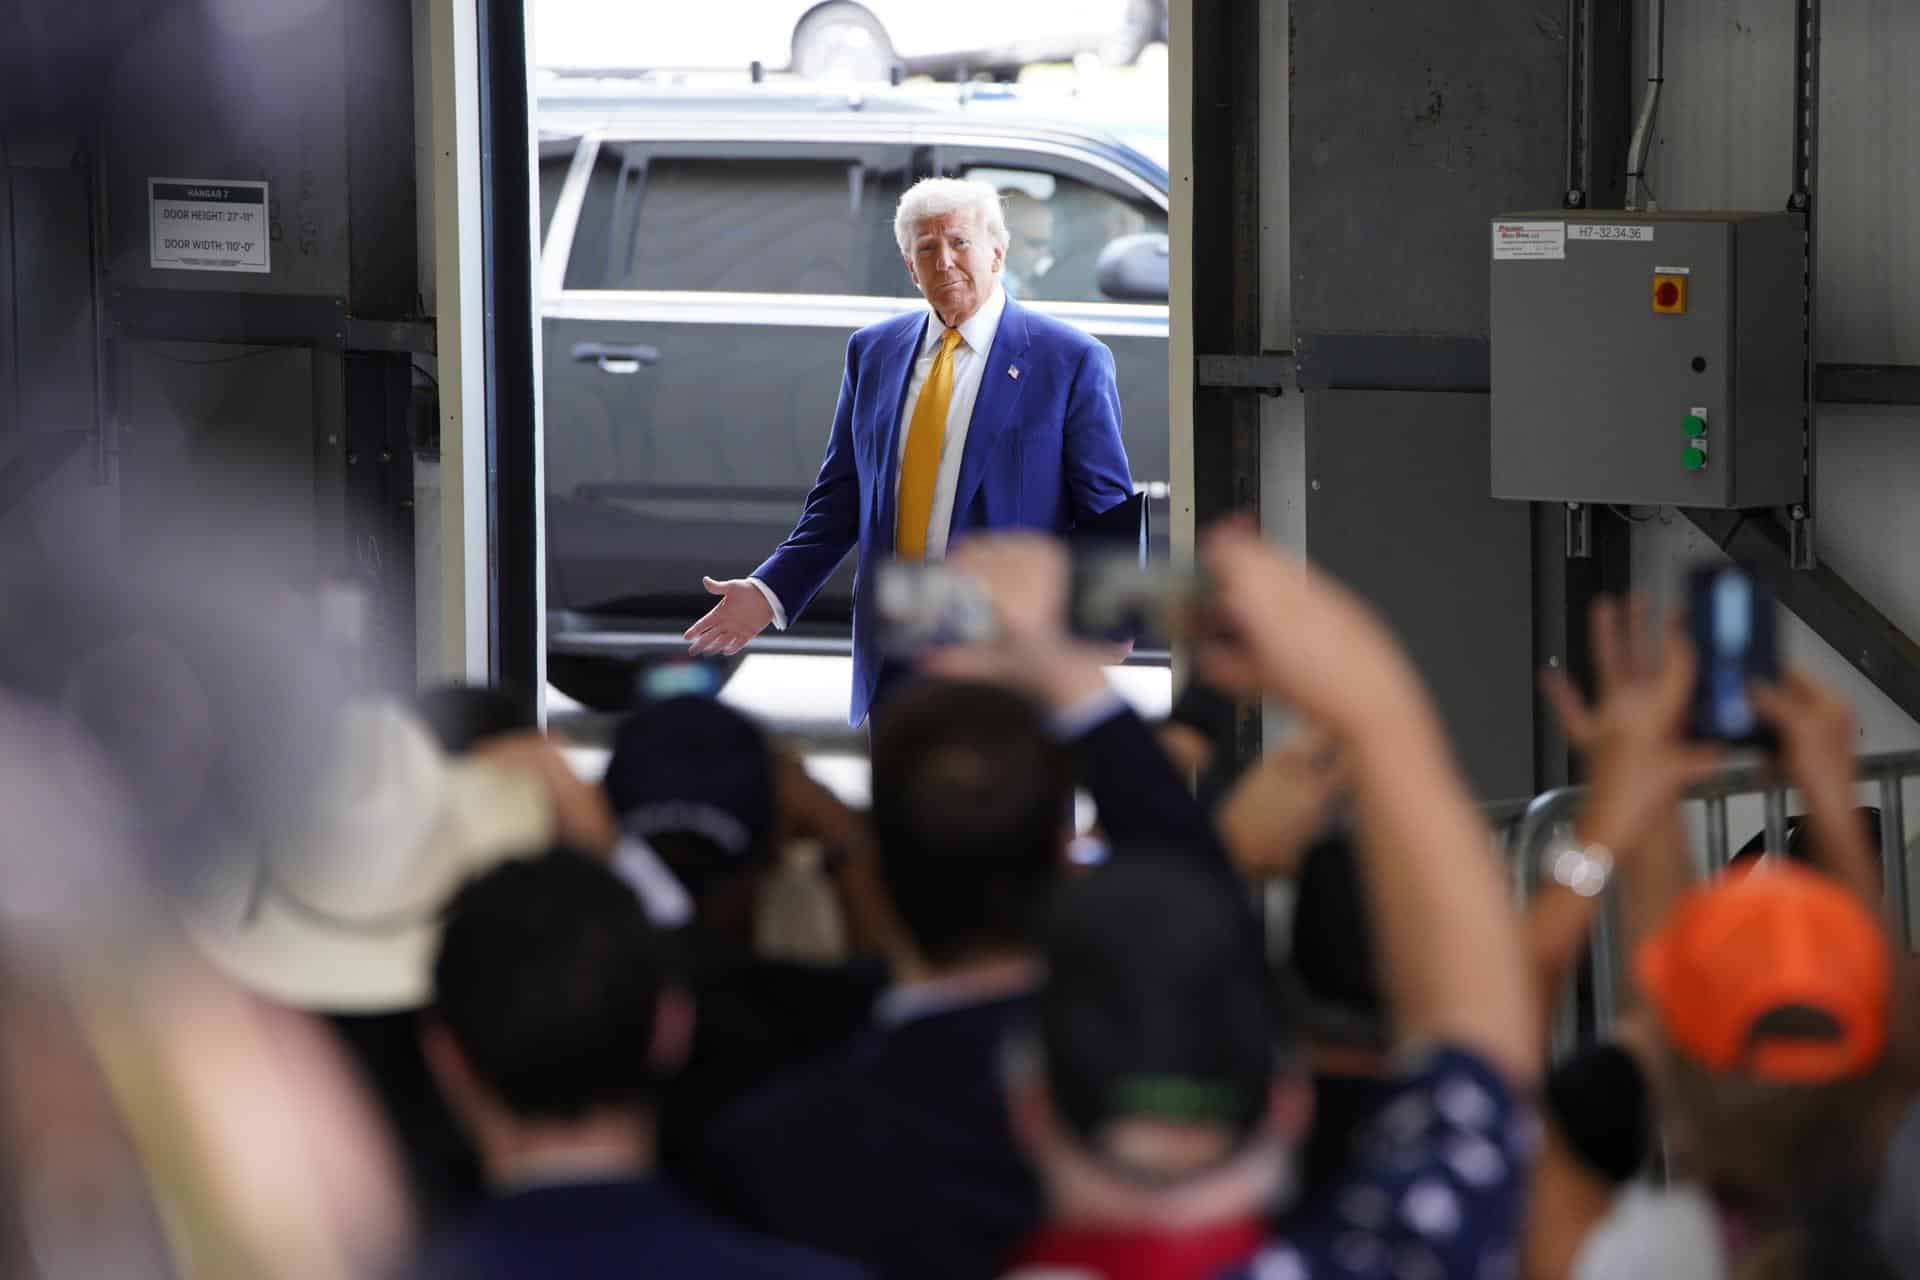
[{"xmin": 649, "ymin": 987, "xmax": 696, "ymax": 1076}]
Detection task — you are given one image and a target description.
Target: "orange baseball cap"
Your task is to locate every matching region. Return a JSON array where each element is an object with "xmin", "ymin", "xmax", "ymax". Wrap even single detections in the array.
[{"xmin": 1636, "ymin": 863, "xmax": 1890, "ymax": 1084}]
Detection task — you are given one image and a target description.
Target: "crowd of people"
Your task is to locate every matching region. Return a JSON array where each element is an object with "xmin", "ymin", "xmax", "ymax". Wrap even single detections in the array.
[{"xmin": 0, "ymin": 522, "xmax": 1912, "ymax": 1279}]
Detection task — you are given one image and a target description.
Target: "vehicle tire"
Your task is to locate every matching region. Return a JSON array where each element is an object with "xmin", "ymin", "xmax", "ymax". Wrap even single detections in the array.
[
  {"xmin": 792, "ymin": 3, "xmax": 895, "ymax": 82},
  {"xmin": 1100, "ymin": 0, "xmax": 1163, "ymax": 66}
]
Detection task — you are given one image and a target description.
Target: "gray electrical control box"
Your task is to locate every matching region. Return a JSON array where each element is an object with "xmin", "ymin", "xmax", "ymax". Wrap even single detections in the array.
[{"xmin": 1490, "ymin": 211, "xmax": 1805, "ymax": 509}]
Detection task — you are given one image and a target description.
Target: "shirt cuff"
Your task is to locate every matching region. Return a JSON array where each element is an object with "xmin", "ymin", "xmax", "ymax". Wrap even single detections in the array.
[
  {"xmin": 1050, "ymin": 687, "xmax": 1130, "ymax": 741},
  {"xmin": 747, "ymin": 577, "xmax": 788, "ymax": 631},
  {"xmin": 613, "ymin": 836, "xmax": 695, "ymax": 928}
]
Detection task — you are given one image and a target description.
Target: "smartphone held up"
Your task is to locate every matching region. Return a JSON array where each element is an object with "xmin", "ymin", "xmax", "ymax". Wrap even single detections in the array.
[
  {"xmin": 875, "ymin": 551, "xmax": 1210, "ymax": 658},
  {"xmin": 874, "ymin": 562, "xmax": 999, "ymax": 656},
  {"xmin": 1686, "ymin": 563, "xmax": 1779, "ymax": 748}
]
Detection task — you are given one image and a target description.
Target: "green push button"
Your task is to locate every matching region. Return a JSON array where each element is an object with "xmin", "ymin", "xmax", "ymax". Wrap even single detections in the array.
[
  {"xmin": 1683, "ymin": 446, "xmax": 1707, "ymax": 471},
  {"xmin": 1684, "ymin": 414, "xmax": 1707, "ymax": 438}
]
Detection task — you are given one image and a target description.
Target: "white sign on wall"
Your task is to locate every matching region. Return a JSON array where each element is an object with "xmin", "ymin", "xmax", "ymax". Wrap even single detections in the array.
[
  {"xmin": 1491, "ymin": 221, "xmax": 1566, "ymax": 261},
  {"xmin": 150, "ymin": 178, "xmax": 271, "ymax": 273}
]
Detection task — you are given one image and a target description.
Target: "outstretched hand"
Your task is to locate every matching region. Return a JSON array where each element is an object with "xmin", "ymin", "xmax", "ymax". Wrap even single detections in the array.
[
  {"xmin": 685, "ymin": 577, "xmax": 774, "ymax": 657},
  {"xmin": 1541, "ymin": 596, "xmax": 1724, "ymax": 854}
]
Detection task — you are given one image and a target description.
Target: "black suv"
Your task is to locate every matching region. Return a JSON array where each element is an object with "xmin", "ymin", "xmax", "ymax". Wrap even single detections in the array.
[{"xmin": 536, "ymin": 84, "xmax": 1170, "ymax": 705}]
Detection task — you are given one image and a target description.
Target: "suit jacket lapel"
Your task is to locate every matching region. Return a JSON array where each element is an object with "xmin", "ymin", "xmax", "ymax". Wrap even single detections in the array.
[
  {"xmin": 951, "ymin": 299, "xmax": 1032, "ymax": 524},
  {"xmin": 872, "ymin": 311, "xmax": 929, "ymax": 555}
]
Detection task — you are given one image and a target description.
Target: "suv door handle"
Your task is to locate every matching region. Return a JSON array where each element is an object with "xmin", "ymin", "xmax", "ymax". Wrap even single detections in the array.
[{"xmin": 571, "ymin": 342, "xmax": 660, "ymax": 375}]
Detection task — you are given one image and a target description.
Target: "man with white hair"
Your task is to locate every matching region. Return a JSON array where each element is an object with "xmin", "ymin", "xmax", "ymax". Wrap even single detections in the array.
[{"xmin": 685, "ymin": 176, "xmax": 1134, "ymax": 727}]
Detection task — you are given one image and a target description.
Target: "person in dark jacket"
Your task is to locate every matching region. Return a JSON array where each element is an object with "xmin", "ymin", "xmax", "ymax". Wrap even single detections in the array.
[{"xmin": 420, "ymin": 849, "xmax": 868, "ymax": 1280}]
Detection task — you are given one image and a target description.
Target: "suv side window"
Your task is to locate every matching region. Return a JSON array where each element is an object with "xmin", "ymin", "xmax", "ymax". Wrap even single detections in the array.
[
  {"xmin": 951, "ymin": 161, "xmax": 1166, "ymax": 305},
  {"xmin": 563, "ymin": 145, "xmax": 904, "ymax": 295}
]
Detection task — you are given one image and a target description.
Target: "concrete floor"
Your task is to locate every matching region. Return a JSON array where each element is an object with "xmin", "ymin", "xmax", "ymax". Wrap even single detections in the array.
[{"xmin": 552, "ymin": 652, "xmax": 1173, "ymax": 808}]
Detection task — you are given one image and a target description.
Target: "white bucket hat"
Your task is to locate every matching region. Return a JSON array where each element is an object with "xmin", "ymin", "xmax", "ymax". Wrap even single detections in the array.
[{"xmin": 184, "ymin": 701, "xmax": 555, "ymax": 1012}]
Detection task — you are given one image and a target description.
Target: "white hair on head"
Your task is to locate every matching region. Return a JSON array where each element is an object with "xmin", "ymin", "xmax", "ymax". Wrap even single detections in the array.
[{"xmin": 893, "ymin": 177, "xmax": 1010, "ymax": 256}]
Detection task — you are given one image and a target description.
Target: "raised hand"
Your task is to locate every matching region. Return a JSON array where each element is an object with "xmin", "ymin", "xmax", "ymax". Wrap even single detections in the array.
[
  {"xmin": 1540, "ymin": 596, "xmax": 1724, "ymax": 855},
  {"xmin": 1751, "ymin": 668, "xmax": 1879, "ymax": 900},
  {"xmin": 1750, "ymin": 668, "xmax": 1862, "ymax": 808},
  {"xmin": 684, "ymin": 577, "xmax": 775, "ymax": 658}
]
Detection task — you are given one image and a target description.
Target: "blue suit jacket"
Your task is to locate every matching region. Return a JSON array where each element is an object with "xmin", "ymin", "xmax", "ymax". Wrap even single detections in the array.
[
  {"xmin": 423, "ymin": 1176, "xmax": 869, "ymax": 1280},
  {"xmin": 752, "ymin": 298, "xmax": 1133, "ymax": 726}
]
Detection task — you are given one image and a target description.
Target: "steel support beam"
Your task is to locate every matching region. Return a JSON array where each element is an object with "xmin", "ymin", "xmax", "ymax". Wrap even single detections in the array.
[
  {"xmin": 1533, "ymin": 504, "xmax": 1630, "ymax": 788},
  {"xmin": 345, "ymin": 0, "xmax": 421, "ymax": 321},
  {"xmin": 1190, "ymin": 0, "xmax": 1264, "ymax": 768},
  {"xmin": 1816, "ymin": 364, "xmax": 1920, "ymax": 406},
  {"xmin": 111, "ymin": 290, "xmax": 347, "ymax": 348},
  {"xmin": 1540, "ymin": 0, "xmax": 1631, "ymax": 787},
  {"xmin": 343, "ymin": 352, "xmax": 418, "ymax": 691},
  {"xmin": 111, "ymin": 290, "xmax": 436, "ymax": 355},
  {"xmin": 1294, "ymin": 334, "xmax": 1492, "ymax": 393},
  {"xmin": 346, "ymin": 318, "xmax": 437, "ymax": 354},
  {"xmin": 1285, "ymin": 334, "xmax": 1920, "ymax": 406},
  {"xmin": 476, "ymin": 0, "xmax": 542, "ymax": 715},
  {"xmin": 1787, "ymin": 0, "xmax": 1823, "ymax": 567},
  {"xmin": 1565, "ymin": 0, "xmax": 1591, "ymax": 207},
  {"xmin": 1194, "ymin": 353, "xmax": 1291, "ymax": 396},
  {"xmin": 1684, "ymin": 509, "xmax": 1920, "ymax": 725},
  {"xmin": 1565, "ymin": 0, "xmax": 1633, "ymax": 210}
]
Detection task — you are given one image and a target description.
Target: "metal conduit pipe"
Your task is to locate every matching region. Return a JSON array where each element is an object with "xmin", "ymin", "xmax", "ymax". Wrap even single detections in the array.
[
  {"xmin": 1625, "ymin": 0, "xmax": 1666, "ymax": 210},
  {"xmin": 1703, "ymin": 794, "xmax": 1730, "ymax": 871},
  {"xmin": 1763, "ymin": 787, "xmax": 1791, "ymax": 863},
  {"xmin": 1882, "ymin": 778, "xmax": 1910, "ymax": 948}
]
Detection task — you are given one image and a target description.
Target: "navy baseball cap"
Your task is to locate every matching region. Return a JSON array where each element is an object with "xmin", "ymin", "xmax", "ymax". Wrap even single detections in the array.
[{"xmin": 602, "ymin": 695, "xmax": 775, "ymax": 887}]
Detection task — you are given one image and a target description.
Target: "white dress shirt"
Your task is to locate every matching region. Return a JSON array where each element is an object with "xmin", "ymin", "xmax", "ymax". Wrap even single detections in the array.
[{"xmin": 752, "ymin": 285, "xmax": 1009, "ymax": 629}]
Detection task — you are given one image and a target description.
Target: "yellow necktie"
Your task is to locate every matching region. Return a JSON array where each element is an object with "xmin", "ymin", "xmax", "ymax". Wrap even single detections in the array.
[{"xmin": 895, "ymin": 327, "xmax": 964, "ymax": 560}]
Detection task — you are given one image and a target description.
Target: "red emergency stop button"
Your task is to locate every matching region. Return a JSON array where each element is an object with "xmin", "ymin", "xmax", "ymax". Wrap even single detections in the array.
[{"xmin": 1653, "ymin": 274, "xmax": 1688, "ymax": 314}]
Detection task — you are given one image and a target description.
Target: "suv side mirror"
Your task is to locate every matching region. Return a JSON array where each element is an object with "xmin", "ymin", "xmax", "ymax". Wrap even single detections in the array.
[{"xmin": 1095, "ymin": 233, "xmax": 1169, "ymax": 303}]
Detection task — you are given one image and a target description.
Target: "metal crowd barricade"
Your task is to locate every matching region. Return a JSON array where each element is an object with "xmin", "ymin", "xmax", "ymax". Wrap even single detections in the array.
[{"xmin": 1491, "ymin": 750, "xmax": 1920, "ymax": 1058}]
